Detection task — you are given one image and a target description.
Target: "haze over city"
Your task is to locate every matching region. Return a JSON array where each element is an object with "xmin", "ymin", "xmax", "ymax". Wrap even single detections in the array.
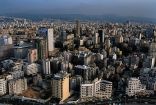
[{"xmin": 0, "ymin": 0, "xmax": 156, "ymax": 19}]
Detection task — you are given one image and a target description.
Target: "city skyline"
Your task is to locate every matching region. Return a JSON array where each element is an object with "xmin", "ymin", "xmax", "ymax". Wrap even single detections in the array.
[
  {"xmin": 1, "ymin": 0, "xmax": 156, "ymax": 105},
  {"xmin": 0, "ymin": 0, "xmax": 156, "ymax": 19}
]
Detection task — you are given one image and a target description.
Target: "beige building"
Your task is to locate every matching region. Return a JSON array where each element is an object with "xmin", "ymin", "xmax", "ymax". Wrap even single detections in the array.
[
  {"xmin": 8, "ymin": 78, "xmax": 27, "ymax": 95},
  {"xmin": 51, "ymin": 71, "xmax": 70, "ymax": 101},
  {"xmin": 0, "ymin": 78, "xmax": 7, "ymax": 96}
]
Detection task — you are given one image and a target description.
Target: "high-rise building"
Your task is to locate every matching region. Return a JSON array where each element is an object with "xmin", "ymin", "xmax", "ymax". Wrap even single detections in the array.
[
  {"xmin": 0, "ymin": 35, "xmax": 13, "ymax": 45},
  {"xmin": 95, "ymin": 80, "xmax": 112, "ymax": 99},
  {"xmin": 115, "ymin": 35, "xmax": 123, "ymax": 43},
  {"xmin": 0, "ymin": 35, "xmax": 13, "ymax": 60},
  {"xmin": 80, "ymin": 79, "xmax": 112, "ymax": 100},
  {"xmin": 42, "ymin": 59, "xmax": 51, "ymax": 75},
  {"xmin": 149, "ymin": 31, "xmax": 156, "ymax": 58},
  {"xmin": 10, "ymin": 70, "xmax": 24, "ymax": 79},
  {"xmin": 60, "ymin": 29, "xmax": 67, "ymax": 42},
  {"xmin": 105, "ymin": 38, "xmax": 111, "ymax": 48},
  {"xmin": 143, "ymin": 56, "xmax": 155, "ymax": 68},
  {"xmin": 47, "ymin": 29, "xmax": 54, "ymax": 53},
  {"xmin": 38, "ymin": 27, "xmax": 54, "ymax": 56},
  {"xmin": 8, "ymin": 78, "xmax": 27, "ymax": 95},
  {"xmin": 70, "ymin": 75, "xmax": 83, "ymax": 92},
  {"xmin": 0, "ymin": 78, "xmax": 7, "ymax": 96},
  {"xmin": 34, "ymin": 38, "xmax": 48, "ymax": 59},
  {"xmin": 126, "ymin": 78, "xmax": 146, "ymax": 96},
  {"xmin": 51, "ymin": 71, "xmax": 70, "ymax": 101},
  {"xmin": 27, "ymin": 48, "xmax": 38, "ymax": 63},
  {"xmin": 98, "ymin": 29, "xmax": 105, "ymax": 44},
  {"xmin": 74, "ymin": 65, "xmax": 99, "ymax": 81},
  {"xmin": 76, "ymin": 20, "xmax": 80, "ymax": 37},
  {"xmin": 94, "ymin": 33, "xmax": 99, "ymax": 44},
  {"xmin": 24, "ymin": 63, "xmax": 40, "ymax": 75},
  {"xmin": 13, "ymin": 41, "xmax": 31, "ymax": 59}
]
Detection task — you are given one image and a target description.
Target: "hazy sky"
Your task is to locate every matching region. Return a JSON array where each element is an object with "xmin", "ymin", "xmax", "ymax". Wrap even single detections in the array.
[{"xmin": 0, "ymin": 0, "xmax": 156, "ymax": 18}]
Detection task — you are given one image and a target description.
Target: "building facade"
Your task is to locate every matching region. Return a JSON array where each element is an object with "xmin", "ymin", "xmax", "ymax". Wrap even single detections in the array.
[
  {"xmin": 8, "ymin": 78, "xmax": 27, "ymax": 95},
  {"xmin": 51, "ymin": 71, "xmax": 70, "ymax": 101},
  {"xmin": 0, "ymin": 78, "xmax": 7, "ymax": 96},
  {"xmin": 80, "ymin": 79, "xmax": 112, "ymax": 100},
  {"xmin": 126, "ymin": 78, "xmax": 146, "ymax": 96}
]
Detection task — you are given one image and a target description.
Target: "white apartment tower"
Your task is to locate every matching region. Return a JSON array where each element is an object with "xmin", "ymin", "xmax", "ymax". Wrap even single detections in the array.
[
  {"xmin": 0, "ymin": 78, "xmax": 7, "ymax": 96},
  {"xmin": 80, "ymin": 79, "xmax": 112, "ymax": 100},
  {"xmin": 47, "ymin": 29, "xmax": 54, "ymax": 52},
  {"xmin": 126, "ymin": 78, "xmax": 146, "ymax": 96}
]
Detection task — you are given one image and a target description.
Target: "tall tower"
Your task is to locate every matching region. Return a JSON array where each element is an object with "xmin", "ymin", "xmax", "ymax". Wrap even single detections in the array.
[
  {"xmin": 34, "ymin": 38, "xmax": 48, "ymax": 59},
  {"xmin": 98, "ymin": 29, "xmax": 105, "ymax": 44},
  {"xmin": 47, "ymin": 29, "xmax": 54, "ymax": 53},
  {"xmin": 76, "ymin": 20, "xmax": 80, "ymax": 37},
  {"xmin": 42, "ymin": 59, "xmax": 51, "ymax": 75},
  {"xmin": 149, "ymin": 30, "xmax": 156, "ymax": 58},
  {"xmin": 38, "ymin": 27, "xmax": 54, "ymax": 57},
  {"xmin": 51, "ymin": 71, "xmax": 70, "ymax": 101},
  {"xmin": 154, "ymin": 30, "xmax": 156, "ymax": 42},
  {"xmin": 60, "ymin": 28, "xmax": 67, "ymax": 42}
]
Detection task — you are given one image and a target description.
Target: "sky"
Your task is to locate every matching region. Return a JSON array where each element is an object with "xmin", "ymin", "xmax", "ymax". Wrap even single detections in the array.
[{"xmin": 0, "ymin": 0, "xmax": 156, "ymax": 18}]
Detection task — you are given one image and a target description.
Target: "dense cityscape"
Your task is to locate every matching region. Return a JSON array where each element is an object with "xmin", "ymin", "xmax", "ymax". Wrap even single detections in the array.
[
  {"xmin": 0, "ymin": 16, "xmax": 156, "ymax": 105},
  {"xmin": 0, "ymin": 0, "xmax": 156, "ymax": 105}
]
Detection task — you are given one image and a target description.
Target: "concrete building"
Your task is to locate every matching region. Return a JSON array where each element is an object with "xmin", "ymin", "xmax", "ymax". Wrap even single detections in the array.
[
  {"xmin": 0, "ymin": 35, "xmax": 13, "ymax": 45},
  {"xmin": 80, "ymin": 79, "xmax": 112, "ymax": 100},
  {"xmin": 50, "ymin": 57, "xmax": 62, "ymax": 74},
  {"xmin": 0, "ymin": 78, "xmax": 7, "ymax": 96},
  {"xmin": 140, "ymin": 68, "xmax": 156, "ymax": 91},
  {"xmin": 34, "ymin": 37, "xmax": 48, "ymax": 59},
  {"xmin": 76, "ymin": 20, "xmax": 80, "ymax": 37},
  {"xmin": 70, "ymin": 75, "xmax": 83, "ymax": 92},
  {"xmin": 61, "ymin": 34, "xmax": 74, "ymax": 49},
  {"xmin": 13, "ymin": 41, "xmax": 31, "ymax": 59},
  {"xmin": 74, "ymin": 51, "xmax": 92, "ymax": 65},
  {"xmin": 74, "ymin": 65, "xmax": 99, "ymax": 81},
  {"xmin": 24, "ymin": 63, "xmax": 40, "ymax": 75},
  {"xmin": 42, "ymin": 59, "xmax": 51, "ymax": 75},
  {"xmin": 60, "ymin": 29, "xmax": 67, "ymax": 42},
  {"xmin": 95, "ymin": 80, "xmax": 112, "ymax": 99},
  {"xmin": 115, "ymin": 35, "xmax": 123, "ymax": 43},
  {"xmin": 51, "ymin": 71, "xmax": 70, "ymax": 101},
  {"xmin": 126, "ymin": 78, "xmax": 146, "ymax": 96},
  {"xmin": 27, "ymin": 48, "xmax": 38, "ymax": 63},
  {"xmin": 98, "ymin": 29, "xmax": 105, "ymax": 44},
  {"xmin": 94, "ymin": 33, "xmax": 99, "ymax": 45},
  {"xmin": 143, "ymin": 56, "xmax": 155, "ymax": 68},
  {"xmin": 8, "ymin": 78, "xmax": 27, "ymax": 95},
  {"xmin": 47, "ymin": 29, "xmax": 54, "ymax": 53},
  {"xmin": 149, "ymin": 32, "xmax": 156, "ymax": 58},
  {"xmin": 38, "ymin": 27, "xmax": 54, "ymax": 56},
  {"xmin": 0, "ymin": 35, "xmax": 13, "ymax": 60},
  {"xmin": 80, "ymin": 83, "xmax": 94, "ymax": 99},
  {"xmin": 10, "ymin": 70, "xmax": 24, "ymax": 79}
]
